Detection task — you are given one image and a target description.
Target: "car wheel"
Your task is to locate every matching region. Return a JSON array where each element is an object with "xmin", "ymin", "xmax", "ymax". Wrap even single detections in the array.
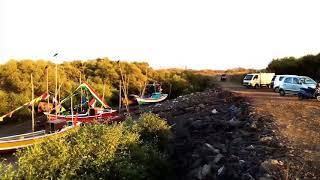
[
  {"xmin": 317, "ymin": 96, "xmax": 320, "ymax": 101},
  {"xmin": 279, "ymin": 89, "xmax": 285, "ymax": 96},
  {"xmin": 298, "ymin": 94, "xmax": 303, "ymax": 100},
  {"xmin": 274, "ymin": 87, "xmax": 279, "ymax": 93},
  {"xmin": 254, "ymin": 84, "xmax": 259, "ymax": 89}
]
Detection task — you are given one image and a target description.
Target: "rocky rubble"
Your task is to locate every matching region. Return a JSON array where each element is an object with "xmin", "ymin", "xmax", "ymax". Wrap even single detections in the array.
[{"xmin": 135, "ymin": 88, "xmax": 290, "ymax": 179}]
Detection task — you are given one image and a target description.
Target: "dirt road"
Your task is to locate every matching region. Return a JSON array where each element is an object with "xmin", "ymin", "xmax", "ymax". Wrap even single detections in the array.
[{"xmin": 218, "ymin": 81, "xmax": 320, "ymax": 177}]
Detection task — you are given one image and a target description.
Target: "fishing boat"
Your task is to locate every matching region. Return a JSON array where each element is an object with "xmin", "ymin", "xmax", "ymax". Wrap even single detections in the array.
[
  {"xmin": 0, "ymin": 82, "xmax": 118, "ymax": 153},
  {"xmin": 135, "ymin": 83, "xmax": 168, "ymax": 105},
  {"xmin": 0, "ymin": 121, "xmax": 80, "ymax": 153},
  {"xmin": 0, "ymin": 81, "xmax": 80, "ymax": 153},
  {"xmin": 136, "ymin": 93, "xmax": 168, "ymax": 105},
  {"xmin": 46, "ymin": 82, "xmax": 121, "ymax": 123}
]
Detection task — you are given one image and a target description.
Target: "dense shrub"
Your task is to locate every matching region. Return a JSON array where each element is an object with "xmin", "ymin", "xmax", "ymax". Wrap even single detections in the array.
[
  {"xmin": 135, "ymin": 113, "xmax": 171, "ymax": 150},
  {"xmin": 0, "ymin": 113, "xmax": 172, "ymax": 179},
  {"xmin": 0, "ymin": 59, "xmax": 213, "ymax": 120},
  {"xmin": 267, "ymin": 53, "xmax": 320, "ymax": 81}
]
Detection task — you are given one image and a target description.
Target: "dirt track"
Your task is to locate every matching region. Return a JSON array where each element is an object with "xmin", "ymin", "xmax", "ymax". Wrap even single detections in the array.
[{"xmin": 218, "ymin": 81, "xmax": 320, "ymax": 177}]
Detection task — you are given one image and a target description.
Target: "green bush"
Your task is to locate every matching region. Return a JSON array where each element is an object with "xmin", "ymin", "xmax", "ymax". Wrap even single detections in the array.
[
  {"xmin": 267, "ymin": 54, "xmax": 320, "ymax": 81},
  {"xmin": 0, "ymin": 113, "xmax": 172, "ymax": 180},
  {"xmin": 0, "ymin": 59, "xmax": 213, "ymax": 122},
  {"xmin": 134, "ymin": 113, "xmax": 171, "ymax": 150}
]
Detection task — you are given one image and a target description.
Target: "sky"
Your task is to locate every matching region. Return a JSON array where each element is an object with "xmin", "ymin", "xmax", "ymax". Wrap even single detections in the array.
[{"xmin": 1, "ymin": 0, "xmax": 320, "ymax": 70}]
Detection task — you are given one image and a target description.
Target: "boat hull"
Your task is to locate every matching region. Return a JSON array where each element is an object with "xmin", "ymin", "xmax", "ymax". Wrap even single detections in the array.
[
  {"xmin": 136, "ymin": 94, "xmax": 168, "ymax": 105},
  {"xmin": 46, "ymin": 110, "xmax": 121, "ymax": 124},
  {"xmin": 0, "ymin": 125, "xmax": 76, "ymax": 153}
]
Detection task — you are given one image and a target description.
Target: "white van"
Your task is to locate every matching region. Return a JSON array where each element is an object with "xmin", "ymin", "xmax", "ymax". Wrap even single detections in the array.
[{"xmin": 243, "ymin": 73, "xmax": 275, "ymax": 88}]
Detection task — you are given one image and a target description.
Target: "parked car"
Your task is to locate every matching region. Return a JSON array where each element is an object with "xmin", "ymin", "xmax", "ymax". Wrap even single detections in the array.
[
  {"xmin": 220, "ymin": 74, "xmax": 227, "ymax": 81},
  {"xmin": 279, "ymin": 76, "xmax": 317, "ymax": 96},
  {"xmin": 243, "ymin": 73, "xmax": 275, "ymax": 88},
  {"xmin": 271, "ymin": 75, "xmax": 296, "ymax": 92}
]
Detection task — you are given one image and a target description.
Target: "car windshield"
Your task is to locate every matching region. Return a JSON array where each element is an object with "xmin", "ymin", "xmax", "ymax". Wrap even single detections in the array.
[
  {"xmin": 300, "ymin": 77, "xmax": 316, "ymax": 84},
  {"xmin": 244, "ymin": 75, "xmax": 253, "ymax": 80}
]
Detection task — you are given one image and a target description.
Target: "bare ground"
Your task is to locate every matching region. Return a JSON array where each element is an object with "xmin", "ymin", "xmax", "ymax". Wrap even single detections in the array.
[{"xmin": 218, "ymin": 81, "xmax": 320, "ymax": 178}]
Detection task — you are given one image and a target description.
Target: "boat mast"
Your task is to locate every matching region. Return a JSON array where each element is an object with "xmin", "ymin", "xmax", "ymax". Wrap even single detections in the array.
[
  {"xmin": 71, "ymin": 95, "xmax": 74, "ymax": 123},
  {"xmin": 58, "ymin": 80, "xmax": 62, "ymax": 116},
  {"xmin": 119, "ymin": 80, "xmax": 121, "ymax": 113},
  {"xmin": 46, "ymin": 65, "xmax": 49, "ymax": 113},
  {"xmin": 31, "ymin": 74, "xmax": 35, "ymax": 132},
  {"xmin": 80, "ymin": 71, "xmax": 82, "ymax": 112},
  {"xmin": 141, "ymin": 66, "xmax": 148, "ymax": 98},
  {"xmin": 102, "ymin": 82, "xmax": 105, "ymax": 109},
  {"xmin": 55, "ymin": 63, "xmax": 58, "ymax": 119},
  {"xmin": 117, "ymin": 61, "xmax": 130, "ymax": 115}
]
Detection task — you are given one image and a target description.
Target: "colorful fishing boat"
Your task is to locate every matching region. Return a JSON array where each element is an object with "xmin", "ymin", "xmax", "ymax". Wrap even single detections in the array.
[
  {"xmin": 46, "ymin": 82, "xmax": 121, "ymax": 123},
  {"xmin": 135, "ymin": 83, "xmax": 168, "ymax": 105},
  {"xmin": 0, "ymin": 81, "xmax": 119, "ymax": 153}
]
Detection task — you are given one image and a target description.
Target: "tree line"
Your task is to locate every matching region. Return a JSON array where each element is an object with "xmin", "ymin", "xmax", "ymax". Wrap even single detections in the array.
[
  {"xmin": 0, "ymin": 58, "xmax": 212, "ymax": 118},
  {"xmin": 267, "ymin": 53, "xmax": 320, "ymax": 81}
]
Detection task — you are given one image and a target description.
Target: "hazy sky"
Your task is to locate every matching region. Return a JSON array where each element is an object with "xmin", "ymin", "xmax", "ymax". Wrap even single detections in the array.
[{"xmin": 1, "ymin": 0, "xmax": 320, "ymax": 69}]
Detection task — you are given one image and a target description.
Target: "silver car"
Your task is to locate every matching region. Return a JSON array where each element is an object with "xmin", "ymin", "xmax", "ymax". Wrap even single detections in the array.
[
  {"xmin": 271, "ymin": 75, "xmax": 296, "ymax": 92},
  {"xmin": 279, "ymin": 76, "xmax": 317, "ymax": 96}
]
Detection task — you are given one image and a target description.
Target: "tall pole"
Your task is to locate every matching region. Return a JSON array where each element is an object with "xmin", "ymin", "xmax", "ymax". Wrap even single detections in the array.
[
  {"xmin": 55, "ymin": 64, "xmax": 58, "ymax": 119},
  {"xmin": 58, "ymin": 76, "xmax": 61, "ymax": 103},
  {"xmin": 46, "ymin": 66, "xmax": 49, "ymax": 113},
  {"xmin": 102, "ymin": 82, "xmax": 105, "ymax": 108},
  {"xmin": 119, "ymin": 80, "xmax": 122, "ymax": 113},
  {"xmin": 80, "ymin": 71, "xmax": 82, "ymax": 112},
  {"xmin": 71, "ymin": 95, "xmax": 74, "ymax": 124},
  {"xmin": 31, "ymin": 74, "xmax": 35, "ymax": 132},
  {"xmin": 141, "ymin": 66, "xmax": 148, "ymax": 98},
  {"xmin": 118, "ymin": 61, "xmax": 130, "ymax": 115},
  {"xmin": 55, "ymin": 64, "xmax": 58, "ymax": 101},
  {"xmin": 58, "ymin": 80, "xmax": 62, "ymax": 116}
]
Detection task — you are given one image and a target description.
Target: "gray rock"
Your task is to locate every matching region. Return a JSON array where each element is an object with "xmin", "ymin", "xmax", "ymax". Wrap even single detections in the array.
[
  {"xmin": 217, "ymin": 165, "xmax": 225, "ymax": 176},
  {"xmin": 241, "ymin": 173, "xmax": 255, "ymax": 180},
  {"xmin": 228, "ymin": 117, "xmax": 241, "ymax": 127},
  {"xmin": 191, "ymin": 159, "xmax": 202, "ymax": 169},
  {"xmin": 260, "ymin": 159, "xmax": 283, "ymax": 173},
  {"xmin": 231, "ymin": 137, "xmax": 243, "ymax": 145},
  {"xmin": 185, "ymin": 107, "xmax": 194, "ymax": 112},
  {"xmin": 250, "ymin": 121, "xmax": 258, "ymax": 129},
  {"xmin": 197, "ymin": 164, "xmax": 211, "ymax": 179},
  {"xmin": 239, "ymin": 160, "xmax": 246, "ymax": 168},
  {"xmin": 214, "ymin": 153, "xmax": 223, "ymax": 163},
  {"xmin": 246, "ymin": 145, "xmax": 255, "ymax": 150},
  {"xmin": 259, "ymin": 177, "xmax": 272, "ymax": 180},
  {"xmin": 229, "ymin": 105, "xmax": 240, "ymax": 115},
  {"xmin": 211, "ymin": 109, "xmax": 218, "ymax": 114},
  {"xmin": 191, "ymin": 120, "xmax": 203, "ymax": 128},
  {"xmin": 204, "ymin": 143, "xmax": 220, "ymax": 154},
  {"xmin": 260, "ymin": 136, "xmax": 273, "ymax": 143},
  {"xmin": 199, "ymin": 103, "xmax": 205, "ymax": 109}
]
